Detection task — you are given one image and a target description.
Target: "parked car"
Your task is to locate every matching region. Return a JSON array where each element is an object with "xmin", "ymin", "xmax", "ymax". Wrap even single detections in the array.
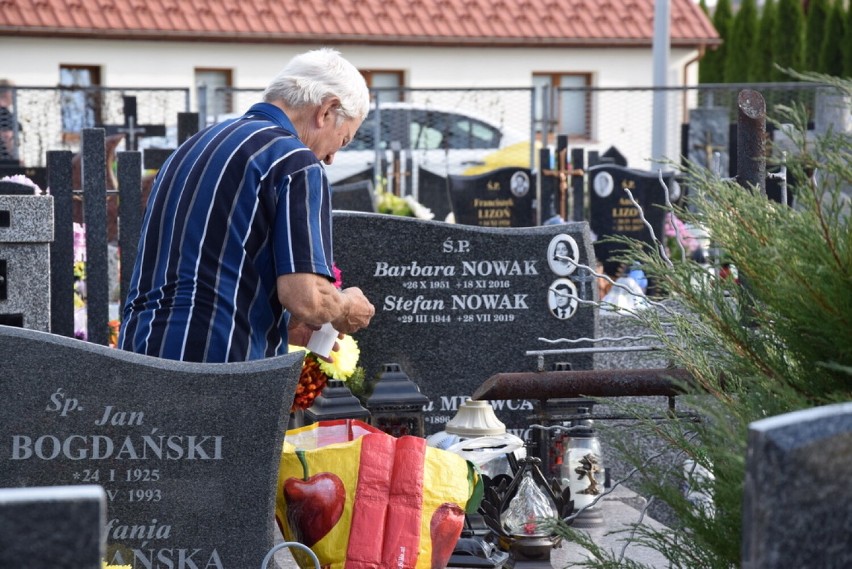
[{"xmin": 325, "ymin": 102, "xmax": 531, "ymax": 190}]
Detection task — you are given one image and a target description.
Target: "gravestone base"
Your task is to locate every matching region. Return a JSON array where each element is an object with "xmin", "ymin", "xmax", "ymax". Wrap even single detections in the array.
[{"xmin": 0, "ymin": 193, "xmax": 53, "ymax": 331}]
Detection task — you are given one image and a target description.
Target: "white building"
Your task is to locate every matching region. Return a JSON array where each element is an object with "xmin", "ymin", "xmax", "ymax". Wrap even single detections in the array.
[{"xmin": 1, "ymin": 0, "xmax": 718, "ymax": 168}]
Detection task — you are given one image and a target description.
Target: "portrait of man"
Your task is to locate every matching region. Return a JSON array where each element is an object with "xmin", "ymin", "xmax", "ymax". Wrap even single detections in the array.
[{"xmin": 548, "ymin": 278, "xmax": 579, "ymax": 320}]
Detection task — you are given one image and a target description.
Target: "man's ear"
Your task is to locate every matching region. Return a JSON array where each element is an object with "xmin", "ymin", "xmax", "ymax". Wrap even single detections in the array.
[{"xmin": 317, "ymin": 98, "xmax": 342, "ymax": 128}]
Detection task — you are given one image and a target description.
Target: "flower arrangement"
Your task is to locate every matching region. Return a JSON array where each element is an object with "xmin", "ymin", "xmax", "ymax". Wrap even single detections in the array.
[
  {"xmin": 0, "ymin": 174, "xmax": 45, "ymax": 195},
  {"xmin": 662, "ymin": 211, "xmax": 699, "ymax": 262},
  {"xmin": 289, "ymin": 265, "xmax": 365, "ymax": 411},
  {"xmin": 375, "ymin": 189, "xmax": 435, "ymax": 220},
  {"xmin": 71, "ymin": 221, "xmax": 121, "ymax": 345}
]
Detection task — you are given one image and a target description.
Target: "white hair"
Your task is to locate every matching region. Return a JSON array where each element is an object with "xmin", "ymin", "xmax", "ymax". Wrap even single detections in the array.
[{"xmin": 263, "ymin": 48, "xmax": 370, "ymax": 123}]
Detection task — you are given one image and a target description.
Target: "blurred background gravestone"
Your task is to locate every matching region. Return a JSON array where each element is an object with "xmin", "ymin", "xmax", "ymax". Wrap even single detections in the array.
[{"xmin": 448, "ymin": 167, "xmax": 536, "ymax": 227}]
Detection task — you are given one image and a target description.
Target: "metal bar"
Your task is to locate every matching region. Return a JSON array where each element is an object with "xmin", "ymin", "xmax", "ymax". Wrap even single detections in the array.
[
  {"xmin": 472, "ymin": 368, "xmax": 693, "ymax": 401},
  {"xmin": 526, "ymin": 345, "xmax": 660, "ymax": 357},
  {"xmin": 736, "ymin": 89, "xmax": 767, "ymax": 193}
]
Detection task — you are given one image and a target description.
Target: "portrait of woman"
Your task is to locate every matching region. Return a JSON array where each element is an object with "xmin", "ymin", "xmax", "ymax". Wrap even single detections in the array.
[{"xmin": 546, "ymin": 234, "xmax": 579, "ymax": 276}]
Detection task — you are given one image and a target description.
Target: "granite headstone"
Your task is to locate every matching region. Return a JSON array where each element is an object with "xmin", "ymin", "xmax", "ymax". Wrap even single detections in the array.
[
  {"xmin": 0, "ymin": 325, "xmax": 303, "ymax": 569},
  {"xmin": 448, "ymin": 167, "xmax": 536, "ymax": 228},
  {"xmin": 0, "ymin": 485, "xmax": 105, "ymax": 569},
  {"xmin": 416, "ymin": 168, "xmax": 453, "ymax": 223},
  {"xmin": 333, "ymin": 212, "xmax": 599, "ymax": 439},
  {"xmin": 332, "ymin": 179, "xmax": 376, "ymax": 213},
  {"xmin": 741, "ymin": 402, "xmax": 852, "ymax": 569},
  {"xmin": 686, "ymin": 107, "xmax": 730, "ymax": 175},
  {"xmin": 601, "ymin": 146, "xmax": 628, "ymax": 167},
  {"xmin": 588, "ymin": 164, "xmax": 675, "ymax": 278},
  {"xmin": 0, "ymin": 183, "xmax": 53, "ymax": 331}
]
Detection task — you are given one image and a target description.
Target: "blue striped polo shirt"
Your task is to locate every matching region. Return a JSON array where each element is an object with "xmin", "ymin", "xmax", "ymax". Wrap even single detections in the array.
[{"xmin": 119, "ymin": 102, "xmax": 335, "ymax": 362}]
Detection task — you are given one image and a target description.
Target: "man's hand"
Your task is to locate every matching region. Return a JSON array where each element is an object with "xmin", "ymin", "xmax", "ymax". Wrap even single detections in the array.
[
  {"xmin": 277, "ymin": 273, "xmax": 375, "ymax": 336},
  {"xmin": 332, "ymin": 287, "xmax": 375, "ymax": 334},
  {"xmin": 287, "ymin": 318, "xmax": 340, "ymax": 362},
  {"xmin": 287, "ymin": 319, "xmax": 319, "ymax": 348}
]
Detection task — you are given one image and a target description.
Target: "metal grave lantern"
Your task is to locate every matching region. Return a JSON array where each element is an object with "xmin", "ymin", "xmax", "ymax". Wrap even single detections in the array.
[
  {"xmin": 365, "ymin": 363, "xmax": 430, "ymax": 437},
  {"xmin": 478, "ymin": 456, "xmax": 572, "ymax": 569},
  {"xmin": 304, "ymin": 379, "xmax": 371, "ymax": 424}
]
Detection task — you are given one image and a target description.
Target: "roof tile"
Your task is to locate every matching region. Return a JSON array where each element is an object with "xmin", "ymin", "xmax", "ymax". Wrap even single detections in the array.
[{"xmin": 1, "ymin": 0, "xmax": 718, "ymax": 46}]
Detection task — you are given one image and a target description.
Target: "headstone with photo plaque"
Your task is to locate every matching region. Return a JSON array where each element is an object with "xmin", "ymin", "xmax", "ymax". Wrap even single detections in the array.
[
  {"xmin": 448, "ymin": 167, "xmax": 536, "ymax": 227},
  {"xmin": 588, "ymin": 164, "xmax": 677, "ymax": 278},
  {"xmin": 0, "ymin": 325, "xmax": 302, "ymax": 569},
  {"xmin": 333, "ymin": 211, "xmax": 599, "ymax": 439}
]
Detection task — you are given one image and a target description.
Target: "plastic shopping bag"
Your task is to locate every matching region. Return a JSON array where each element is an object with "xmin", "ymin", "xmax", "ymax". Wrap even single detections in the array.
[{"xmin": 276, "ymin": 419, "xmax": 482, "ymax": 569}]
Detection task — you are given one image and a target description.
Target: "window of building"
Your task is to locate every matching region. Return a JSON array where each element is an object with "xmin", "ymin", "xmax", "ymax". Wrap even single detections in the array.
[
  {"xmin": 195, "ymin": 68, "xmax": 233, "ymax": 121},
  {"xmin": 534, "ymin": 72, "xmax": 592, "ymax": 142},
  {"xmin": 360, "ymin": 70, "xmax": 404, "ymax": 103},
  {"xmin": 59, "ymin": 64, "xmax": 102, "ymax": 141}
]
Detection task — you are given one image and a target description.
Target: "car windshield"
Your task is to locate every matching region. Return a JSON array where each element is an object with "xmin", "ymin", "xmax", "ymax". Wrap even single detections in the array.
[{"xmin": 347, "ymin": 107, "xmax": 503, "ymax": 152}]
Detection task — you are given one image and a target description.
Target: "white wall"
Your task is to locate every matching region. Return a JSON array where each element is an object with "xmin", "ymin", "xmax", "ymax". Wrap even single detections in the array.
[
  {"xmin": 2, "ymin": 38, "xmax": 698, "ymax": 91},
  {"xmin": 1, "ymin": 37, "xmax": 700, "ymax": 168}
]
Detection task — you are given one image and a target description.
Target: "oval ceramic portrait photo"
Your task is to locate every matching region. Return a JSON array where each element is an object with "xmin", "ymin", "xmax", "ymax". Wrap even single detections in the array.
[
  {"xmin": 546, "ymin": 234, "xmax": 579, "ymax": 276},
  {"xmin": 548, "ymin": 278, "xmax": 579, "ymax": 320}
]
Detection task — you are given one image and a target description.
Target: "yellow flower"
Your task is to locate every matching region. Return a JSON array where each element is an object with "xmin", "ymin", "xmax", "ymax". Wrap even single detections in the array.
[{"xmin": 317, "ymin": 334, "xmax": 360, "ymax": 380}]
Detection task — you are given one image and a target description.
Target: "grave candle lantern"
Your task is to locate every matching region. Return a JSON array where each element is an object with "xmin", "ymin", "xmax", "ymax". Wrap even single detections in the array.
[
  {"xmin": 365, "ymin": 363, "xmax": 430, "ymax": 438},
  {"xmin": 560, "ymin": 407, "xmax": 605, "ymax": 527},
  {"xmin": 304, "ymin": 379, "xmax": 371, "ymax": 425},
  {"xmin": 478, "ymin": 456, "xmax": 572, "ymax": 569},
  {"xmin": 528, "ymin": 362, "xmax": 595, "ymax": 482}
]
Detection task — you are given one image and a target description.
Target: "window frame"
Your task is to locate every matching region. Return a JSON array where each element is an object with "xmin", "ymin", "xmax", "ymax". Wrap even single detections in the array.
[{"xmin": 534, "ymin": 72, "xmax": 593, "ymax": 142}]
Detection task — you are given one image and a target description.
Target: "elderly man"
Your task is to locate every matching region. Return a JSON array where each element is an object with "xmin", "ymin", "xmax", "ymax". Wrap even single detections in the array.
[{"xmin": 120, "ymin": 48, "xmax": 375, "ymax": 363}]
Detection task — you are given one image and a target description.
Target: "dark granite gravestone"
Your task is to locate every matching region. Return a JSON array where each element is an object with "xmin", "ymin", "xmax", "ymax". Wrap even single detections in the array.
[
  {"xmin": 0, "ymin": 325, "xmax": 302, "ymax": 569},
  {"xmin": 417, "ymin": 168, "xmax": 453, "ymax": 223},
  {"xmin": 332, "ymin": 212, "xmax": 599, "ymax": 439},
  {"xmin": 742, "ymin": 403, "xmax": 852, "ymax": 569},
  {"xmin": 332, "ymin": 179, "xmax": 375, "ymax": 212},
  {"xmin": 0, "ymin": 485, "xmax": 105, "ymax": 569},
  {"xmin": 588, "ymin": 164, "xmax": 676, "ymax": 278},
  {"xmin": 601, "ymin": 146, "xmax": 628, "ymax": 167},
  {"xmin": 448, "ymin": 167, "xmax": 536, "ymax": 227},
  {"xmin": 685, "ymin": 108, "xmax": 730, "ymax": 175}
]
